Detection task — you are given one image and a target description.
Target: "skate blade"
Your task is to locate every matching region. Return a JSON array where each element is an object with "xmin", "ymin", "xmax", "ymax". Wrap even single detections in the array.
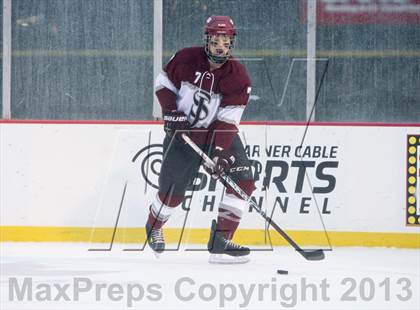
[
  {"xmin": 208, "ymin": 254, "xmax": 250, "ymax": 264},
  {"xmin": 153, "ymin": 251, "xmax": 162, "ymax": 259}
]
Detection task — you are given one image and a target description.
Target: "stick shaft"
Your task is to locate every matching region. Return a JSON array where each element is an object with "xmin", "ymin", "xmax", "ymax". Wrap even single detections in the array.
[{"xmin": 181, "ymin": 134, "xmax": 307, "ymax": 253}]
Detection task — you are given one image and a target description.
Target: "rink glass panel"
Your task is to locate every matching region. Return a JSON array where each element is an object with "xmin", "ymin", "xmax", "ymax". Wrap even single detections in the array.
[
  {"xmin": 11, "ymin": 0, "xmax": 153, "ymax": 120},
  {"xmin": 7, "ymin": 0, "xmax": 420, "ymax": 122},
  {"xmin": 0, "ymin": 0, "xmax": 2, "ymax": 115},
  {"xmin": 316, "ymin": 15, "xmax": 420, "ymax": 123},
  {"xmin": 163, "ymin": 0, "xmax": 308, "ymax": 122}
]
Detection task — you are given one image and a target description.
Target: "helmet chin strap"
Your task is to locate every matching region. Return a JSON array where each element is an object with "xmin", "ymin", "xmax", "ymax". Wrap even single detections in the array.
[{"xmin": 207, "ymin": 53, "xmax": 229, "ymax": 65}]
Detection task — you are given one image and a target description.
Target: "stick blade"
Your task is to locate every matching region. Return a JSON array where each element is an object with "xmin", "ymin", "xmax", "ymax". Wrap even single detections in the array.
[{"xmin": 298, "ymin": 249, "xmax": 325, "ymax": 261}]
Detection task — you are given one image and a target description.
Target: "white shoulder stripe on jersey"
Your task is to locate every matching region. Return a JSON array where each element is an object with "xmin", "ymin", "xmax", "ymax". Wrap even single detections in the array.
[
  {"xmin": 217, "ymin": 105, "xmax": 245, "ymax": 126},
  {"xmin": 155, "ymin": 72, "xmax": 179, "ymax": 95}
]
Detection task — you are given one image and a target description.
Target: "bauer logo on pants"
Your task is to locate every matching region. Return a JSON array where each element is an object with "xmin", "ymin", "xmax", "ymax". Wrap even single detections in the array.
[{"xmin": 406, "ymin": 135, "xmax": 420, "ymax": 226}]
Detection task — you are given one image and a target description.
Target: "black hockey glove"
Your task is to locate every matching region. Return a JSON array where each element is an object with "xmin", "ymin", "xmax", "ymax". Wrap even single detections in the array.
[
  {"xmin": 163, "ymin": 111, "xmax": 190, "ymax": 140},
  {"xmin": 205, "ymin": 147, "xmax": 235, "ymax": 180}
]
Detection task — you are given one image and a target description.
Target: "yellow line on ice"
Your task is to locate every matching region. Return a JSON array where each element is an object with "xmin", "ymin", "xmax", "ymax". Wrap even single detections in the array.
[{"xmin": 1, "ymin": 226, "xmax": 419, "ymax": 248}]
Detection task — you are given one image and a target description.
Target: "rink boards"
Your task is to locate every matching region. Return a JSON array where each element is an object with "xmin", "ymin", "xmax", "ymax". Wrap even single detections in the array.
[{"xmin": 0, "ymin": 121, "xmax": 419, "ymax": 247}]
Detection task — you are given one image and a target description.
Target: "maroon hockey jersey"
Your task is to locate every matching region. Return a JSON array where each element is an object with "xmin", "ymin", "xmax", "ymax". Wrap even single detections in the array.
[{"xmin": 155, "ymin": 47, "xmax": 251, "ymax": 149}]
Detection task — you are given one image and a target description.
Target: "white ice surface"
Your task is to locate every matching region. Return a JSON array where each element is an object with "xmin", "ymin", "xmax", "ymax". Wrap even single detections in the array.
[{"xmin": 1, "ymin": 242, "xmax": 419, "ymax": 310}]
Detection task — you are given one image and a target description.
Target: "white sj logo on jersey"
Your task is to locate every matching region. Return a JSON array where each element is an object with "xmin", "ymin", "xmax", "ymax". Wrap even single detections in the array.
[
  {"xmin": 177, "ymin": 81, "xmax": 221, "ymax": 129},
  {"xmin": 189, "ymin": 89, "xmax": 211, "ymax": 127},
  {"xmin": 180, "ymin": 71, "xmax": 219, "ymax": 128}
]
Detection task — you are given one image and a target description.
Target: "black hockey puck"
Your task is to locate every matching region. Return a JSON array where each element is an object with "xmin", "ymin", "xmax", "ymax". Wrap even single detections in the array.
[{"xmin": 277, "ymin": 269, "xmax": 288, "ymax": 275}]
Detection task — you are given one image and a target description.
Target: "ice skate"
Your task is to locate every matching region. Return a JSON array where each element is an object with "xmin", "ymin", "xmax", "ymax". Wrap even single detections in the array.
[
  {"xmin": 145, "ymin": 223, "xmax": 165, "ymax": 255},
  {"xmin": 207, "ymin": 220, "xmax": 250, "ymax": 264}
]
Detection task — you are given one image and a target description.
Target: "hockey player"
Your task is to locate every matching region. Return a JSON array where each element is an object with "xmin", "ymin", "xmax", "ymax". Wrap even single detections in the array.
[{"xmin": 145, "ymin": 16, "xmax": 255, "ymax": 263}]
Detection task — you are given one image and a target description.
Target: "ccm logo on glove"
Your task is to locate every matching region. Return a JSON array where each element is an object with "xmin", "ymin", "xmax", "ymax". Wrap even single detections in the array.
[{"xmin": 205, "ymin": 147, "xmax": 236, "ymax": 180}]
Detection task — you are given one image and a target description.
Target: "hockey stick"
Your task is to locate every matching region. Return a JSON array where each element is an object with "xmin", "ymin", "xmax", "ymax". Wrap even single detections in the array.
[{"xmin": 181, "ymin": 133, "xmax": 325, "ymax": 261}]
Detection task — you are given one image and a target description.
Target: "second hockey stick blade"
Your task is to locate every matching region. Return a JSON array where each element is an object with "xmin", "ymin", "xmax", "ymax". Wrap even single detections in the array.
[{"xmin": 298, "ymin": 249, "xmax": 325, "ymax": 261}]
